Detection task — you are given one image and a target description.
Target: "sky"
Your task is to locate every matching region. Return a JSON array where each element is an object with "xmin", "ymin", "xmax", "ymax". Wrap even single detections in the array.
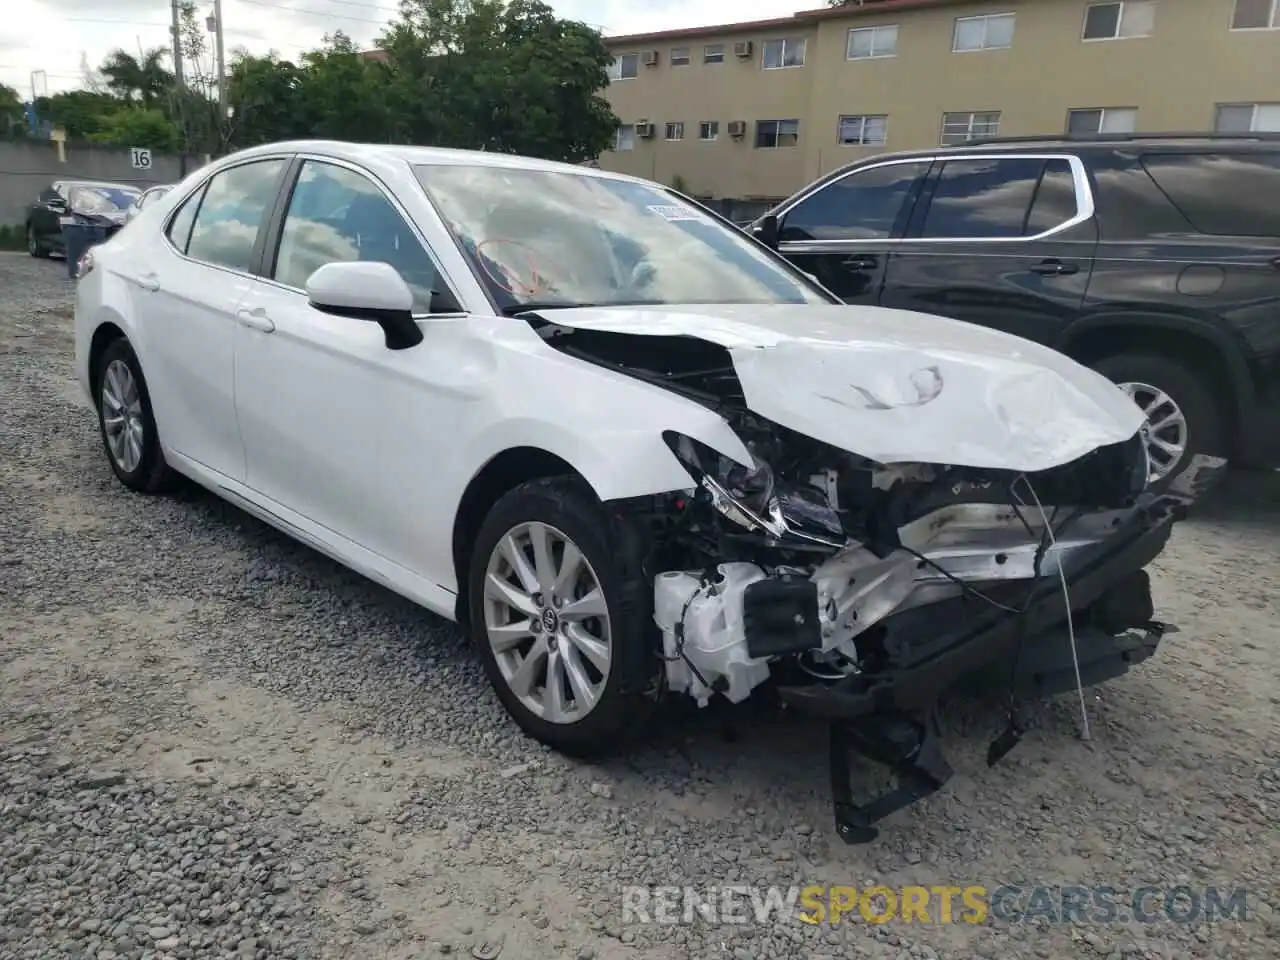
[{"xmin": 0, "ymin": 0, "xmax": 805, "ymax": 97}]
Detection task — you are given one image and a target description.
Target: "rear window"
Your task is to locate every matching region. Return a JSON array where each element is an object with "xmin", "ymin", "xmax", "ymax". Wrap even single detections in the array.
[{"xmin": 1140, "ymin": 152, "xmax": 1280, "ymax": 237}]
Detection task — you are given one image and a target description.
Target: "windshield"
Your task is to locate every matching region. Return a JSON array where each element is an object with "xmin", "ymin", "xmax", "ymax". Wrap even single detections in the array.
[
  {"xmin": 70, "ymin": 185, "xmax": 141, "ymax": 215},
  {"xmin": 412, "ymin": 164, "xmax": 828, "ymax": 311}
]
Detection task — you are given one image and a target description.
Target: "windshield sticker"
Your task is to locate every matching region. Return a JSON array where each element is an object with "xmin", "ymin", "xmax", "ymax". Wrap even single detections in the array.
[{"xmin": 646, "ymin": 204, "xmax": 701, "ymax": 222}]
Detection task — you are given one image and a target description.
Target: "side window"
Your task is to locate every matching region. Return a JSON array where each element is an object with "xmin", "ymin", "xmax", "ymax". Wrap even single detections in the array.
[
  {"xmin": 273, "ymin": 160, "xmax": 444, "ymax": 314},
  {"xmin": 165, "ymin": 185, "xmax": 206, "ymax": 254},
  {"xmin": 1023, "ymin": 159, "xmax": 1080, "ymax": 236},
  {"xmin": 918, "ymin": 157, "xmax": 1047, "ymax": 239},
  {"xmin": 1140, "ymin": 152, "xmax": 1280, "ymax": 237},
  {"xmin": 186, "ymin": 159, "xmax": 288, "ymax": 272},
  {"xmin": 780, "ymin": 161, "xmax": 930, "ymax": 242}
]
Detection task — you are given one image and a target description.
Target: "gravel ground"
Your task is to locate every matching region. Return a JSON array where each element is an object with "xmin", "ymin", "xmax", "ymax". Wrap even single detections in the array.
[{"xmin": 1, "ymin": 251, "xmax": 1277, "ymax": 960}]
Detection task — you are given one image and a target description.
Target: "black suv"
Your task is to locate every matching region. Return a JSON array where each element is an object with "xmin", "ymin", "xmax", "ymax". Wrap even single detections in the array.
[{"xmin": 750, "ymin": 134, "xmax": 1280, "ymax": 488}]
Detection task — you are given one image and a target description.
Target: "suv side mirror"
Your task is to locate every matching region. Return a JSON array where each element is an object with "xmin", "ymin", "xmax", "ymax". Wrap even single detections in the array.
[
  {"xmin": 46, "ymin": 195, "xmax": 67, "ymax": 210},
  {"xmin": 306, "ymin": 261, "xmax": 424, "ymax": 351},
  {"xmin": 753, "ymin": 213, "xmax": 779, "ymax": 249}
]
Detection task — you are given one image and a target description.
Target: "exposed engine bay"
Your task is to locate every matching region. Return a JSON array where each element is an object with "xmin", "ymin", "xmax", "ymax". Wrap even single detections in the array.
[{"xmin": 530, "ymin": 316, "xmax": 1213, "ymax": 842}]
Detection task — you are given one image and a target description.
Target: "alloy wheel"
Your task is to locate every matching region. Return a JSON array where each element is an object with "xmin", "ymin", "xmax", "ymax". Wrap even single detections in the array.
[
  {"xmin": 1118, "ymin": 380, "xmax": 1187, "ymax": 483},
  {"xmin": 27, "ymin": 228, "xmax": 37, "ymax": 256},
  {"xmin": 101, "ymin": 358, "xmax": 145, "ymax": 474},
  {"xmin": 482, "ymin": 521, "xmax": 612, "ymax": 724}
]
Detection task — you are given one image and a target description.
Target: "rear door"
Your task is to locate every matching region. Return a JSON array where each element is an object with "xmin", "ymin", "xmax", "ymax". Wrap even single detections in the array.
[
  {"xmin": 879, "ymin": 154, "xmax": 1098, "ymax": 345},
  {"xmin": 771, "ymin": 159, "xmax": 932, "ymax": 304}
]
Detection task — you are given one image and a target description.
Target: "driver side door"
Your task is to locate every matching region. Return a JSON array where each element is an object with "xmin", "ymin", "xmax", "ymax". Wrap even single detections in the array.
[{"xmin": 772, "ymin": 159, "xmax": 932, "ymax": 305}]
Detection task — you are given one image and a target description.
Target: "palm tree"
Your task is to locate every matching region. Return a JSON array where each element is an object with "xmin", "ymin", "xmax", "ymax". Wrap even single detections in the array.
[{"xmin": 100, "ymin": 48, "xmax": 174, "ymax": 108}]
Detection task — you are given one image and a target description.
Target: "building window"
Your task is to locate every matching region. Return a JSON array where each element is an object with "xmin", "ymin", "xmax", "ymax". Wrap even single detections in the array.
[
  {"xmin": 847, "ymin": 25, "xmax": 898, "ymax": 59},
  {"xmin": 1068, "ymin": 107, "xmax": 1138, "ymax": 134},
  {"xmin": 670, "ymin": 46, "xmax": 690, "ymax": 65},
  {"xmin": 613, "ymin": 125, "xmax": 635, "ymax": 151},
  {"xmin": 953, "ymin": 13, "xmax": 1015, "ymax": 51},
  {"xmin": 703, "ymin": 43, "xmax": 724, "ymax": 63},
  {"xmin": 699, "ymin": 121, "xmax": 719, "ymax": 141},
  {"xmin": 837, "ymin": 114, "xmax": 888, "ymax": 146},
  {"xmin": 607, "ymin": 53, "xmax": 639, "ymax": 81},
  {"xmin": 762, "ymin": 37, "xmax": 806, "ymax": 69},
  {"xmin": 940, "ymin": 111, "xmax": 1002, "ymax": 145},
  {"xmin": 665, "ymin": 122, "xmax": 685, "ymax": 141},
  {"xmin": 1232, "ymin": 0, "xmax": 1280, "ymax": 29},
  {"xmin": 1082, "ymin": 2, "xmax": 1156, "ymax": 40},
  {"xmin": 755, "ymin": 119, "xmax": 800, "ymax": 148},
  {"xmin": 1216, "ymin": 102, "xmax": 1280, "ymax": 131}
]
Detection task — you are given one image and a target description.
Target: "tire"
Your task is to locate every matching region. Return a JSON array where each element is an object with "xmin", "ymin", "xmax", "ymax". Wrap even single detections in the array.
[
  {"xmin": 93, "ymin": 338, "xmax": 176, "ymax": 493},
  {"xmin": 1091, "ymin": 352, "xmax": 1227, "ymax": 493},
  {"xmin": 467, "ymin": 475, "xmax": 661, "ymax": 757},
  {"xmin": 27, "ymin": 225, "xmax": 49, "ymax": 259}
]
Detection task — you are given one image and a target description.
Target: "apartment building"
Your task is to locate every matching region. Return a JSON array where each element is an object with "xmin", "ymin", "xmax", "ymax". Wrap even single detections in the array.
[{"xmin": 599, "ymin": 0, "xmax": 1280, "ymax": 204}]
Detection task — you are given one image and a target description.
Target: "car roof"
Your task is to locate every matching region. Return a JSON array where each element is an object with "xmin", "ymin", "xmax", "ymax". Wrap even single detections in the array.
[
  {"xmin": 64, "ymin": 180, "xmax": 142, "ymax": 192},
  {"xmin": 223, "ymin": 139, "xmax": 655, "ymax": 186}
]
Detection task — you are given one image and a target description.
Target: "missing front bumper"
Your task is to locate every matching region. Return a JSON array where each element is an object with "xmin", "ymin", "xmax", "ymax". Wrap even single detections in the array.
[{"xmin": 781, "ymin": 494, "xmax": 1180, "ymax": 843}]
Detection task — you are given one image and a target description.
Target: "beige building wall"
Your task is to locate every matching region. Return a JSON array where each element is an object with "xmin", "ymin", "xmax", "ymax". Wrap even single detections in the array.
[{"xmin": 599, "ymin": 0, "xmax": 1280, "ymax": 201}]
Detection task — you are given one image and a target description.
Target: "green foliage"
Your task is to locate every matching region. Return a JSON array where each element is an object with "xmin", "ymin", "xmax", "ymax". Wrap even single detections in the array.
[
  {"xmin": 89, "ymin": 108, "xmax": 181, "ymax": 152},
  {"xmin": 35, "ymin": 91, "xmax": 121, "ymax": 139},
  {"xmin": 0, "ymin": 83, "xmax": 23, "ymax": 135},
  {"xmin": 670, "ymin": 174, "xmax": 689, "ymax": 193},
  {"xmin": 0, "ymin": 225, "xmax": 26, "ymax": 251},
  {"xmin": 13, "ymin": 0, "xmax": 620, "ymax": 163}
]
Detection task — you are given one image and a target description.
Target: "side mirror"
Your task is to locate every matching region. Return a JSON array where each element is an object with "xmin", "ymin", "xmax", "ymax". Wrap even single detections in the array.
[
  {"xmin": 46, "ymin": 196, "xmax": 67, "ymax": 210},
  {"xmin": 752, "ymin": 213, "xmax": 779, "ymax": 250},
  {"xmin": 305, "ymin": 261, "xmax": 423, "ymax": 350}
]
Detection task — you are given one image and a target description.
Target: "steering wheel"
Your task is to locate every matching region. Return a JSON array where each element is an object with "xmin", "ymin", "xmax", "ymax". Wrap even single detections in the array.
[{"xmin": 474, "ymin": 238, "xmax": 550, "ymax": 298}]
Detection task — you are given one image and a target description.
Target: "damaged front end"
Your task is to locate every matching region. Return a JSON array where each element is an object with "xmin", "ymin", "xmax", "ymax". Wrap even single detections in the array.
[
  {"xmin": 530, "ymin": 311, "xmax": 1221, "ymax": 841},
  {"xmin": 648, "ymin": 416, "xmax": 1212, "ymax": 841}
]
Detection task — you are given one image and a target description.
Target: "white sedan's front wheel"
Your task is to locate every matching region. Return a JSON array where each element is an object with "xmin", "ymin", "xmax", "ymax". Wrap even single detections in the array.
[{"xmin": 467, "ymin": 476, "xmax": 660, "ymax": 756}]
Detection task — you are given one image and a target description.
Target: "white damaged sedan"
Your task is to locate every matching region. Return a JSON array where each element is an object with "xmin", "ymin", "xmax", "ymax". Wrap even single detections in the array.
[{"xmin": 73, "ymin": 141, "xmax": 1209, "ymax": 841}]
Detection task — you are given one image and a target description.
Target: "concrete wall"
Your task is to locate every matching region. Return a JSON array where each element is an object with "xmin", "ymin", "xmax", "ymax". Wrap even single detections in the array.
[{"xmin": 0, "ymin": 139, "xmax": 192, "ymax": 228}]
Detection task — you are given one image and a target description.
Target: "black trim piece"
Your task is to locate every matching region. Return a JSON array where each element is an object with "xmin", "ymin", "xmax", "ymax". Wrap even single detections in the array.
[{"xmin": 254, "ymin": 156, "xmax": 304, "ymax": 279}]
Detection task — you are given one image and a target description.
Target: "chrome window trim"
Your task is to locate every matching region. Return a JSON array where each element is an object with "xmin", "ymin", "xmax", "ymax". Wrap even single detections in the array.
[
  {"xmin": 256, "ymin": 152, "xmax": 470, "ymax": 317},
  {"xmin": 776, "ymin": 152, "xmax": 1095, "ymax": 251}
]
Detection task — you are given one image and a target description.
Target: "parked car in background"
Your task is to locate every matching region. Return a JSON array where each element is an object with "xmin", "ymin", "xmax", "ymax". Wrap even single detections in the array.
[
  {"xmin": 26, "ymin": 180, "xmax": 142, "ymax": 258},
  {"xmin": 125, "ymin": 183, "xmax": 175, "ymax": 224},
  {"xmin": 751, "ymin": 133, "xmax": 1280, "ymax": 490},
  {"xmin": 73, "ymin": 140, "xmax": 1193, "ymax": 841}
]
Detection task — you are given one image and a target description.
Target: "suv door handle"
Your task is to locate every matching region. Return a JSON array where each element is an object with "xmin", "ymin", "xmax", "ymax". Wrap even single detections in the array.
[
  {"xmin": 840, "ymin": 256, "xmax": 878, "ymax": 270},
  {"xmin": 236, "ymin": 307, "xmax": 275, "ymax": 333},
  {"xmin": 133, "ymin": 273, "xmax": 160, "ymax": 292},
  {"xmin": 1030, "ymin": 259, "xmax": 1079, "ymax": 276}
]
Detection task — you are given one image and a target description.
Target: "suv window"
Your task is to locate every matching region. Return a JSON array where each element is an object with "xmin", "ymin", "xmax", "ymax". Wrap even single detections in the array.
[
  {"xmin": 273, "ymin": 161, "xmax": 443, "ymax": 313},
  {"xmin": 780, "ymin": 161, "xmax": 930, "ymax": 242},
  {"xmin": 165, "ymin": 185, "xmax": 207, "ymax": 253},
  {"xmin": 186, "ymin": 159, "xmax": 288, "ymax": 272},
  {"xmin": 1140, "ymin": 152, "xmax": 1280, "ymax": 237},
  {"xmin": 919, "ymin": 157, "xmax": 1077, "ymax": 239}
]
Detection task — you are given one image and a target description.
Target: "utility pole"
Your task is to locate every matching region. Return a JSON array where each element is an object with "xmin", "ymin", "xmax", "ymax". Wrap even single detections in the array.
[
  {"xmin": 213, "ymin": 0, "xmax": 227, "ymax": 120},
  {"xmin": 170, "ymin": 0, "xmax": 185, "ymax": 91}
]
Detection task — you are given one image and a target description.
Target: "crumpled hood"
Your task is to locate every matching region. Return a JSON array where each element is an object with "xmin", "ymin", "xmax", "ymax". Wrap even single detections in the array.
[{"xmin": 536, "ymin": 302, "xmax": 1145, "ymax": 473}]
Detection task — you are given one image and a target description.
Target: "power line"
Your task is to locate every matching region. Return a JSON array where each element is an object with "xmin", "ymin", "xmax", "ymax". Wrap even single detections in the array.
[{"xmin": 228, "ymin": 0, "xmax": 392, "ymax": 26}]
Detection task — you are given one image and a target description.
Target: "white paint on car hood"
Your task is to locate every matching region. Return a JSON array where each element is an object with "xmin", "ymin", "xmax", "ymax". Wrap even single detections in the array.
[{"xmin": 536, "ymin": 302, "xmax": 1145, "ymax": 473}]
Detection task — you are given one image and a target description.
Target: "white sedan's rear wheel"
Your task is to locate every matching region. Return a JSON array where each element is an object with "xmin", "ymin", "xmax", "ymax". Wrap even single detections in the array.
[{"xmin": 467, "ymin": 476, "xmax": 660, "ymax": 756}]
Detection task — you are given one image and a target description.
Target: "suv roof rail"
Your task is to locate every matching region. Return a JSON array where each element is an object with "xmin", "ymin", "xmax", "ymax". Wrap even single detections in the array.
[{"xmin": 955, "ymin": 131, "xmax": 1280, "ymax": 147}]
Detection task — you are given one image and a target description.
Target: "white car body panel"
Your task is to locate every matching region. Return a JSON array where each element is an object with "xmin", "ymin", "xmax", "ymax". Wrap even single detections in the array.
[
  {"xmin": 72, "ymin": 137, "xmax": 1145, "ymax": 635},
  {"xmin": 532, "ymin": 303, "xmax": 1145, "ymax": 474}
]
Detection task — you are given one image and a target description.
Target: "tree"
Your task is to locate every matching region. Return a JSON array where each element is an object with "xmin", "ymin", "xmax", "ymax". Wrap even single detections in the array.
[
  {"xmin": 378, "ymin": 0, "xmax": 618, "ymax": 162},
  {"xmin": 227, "ymin": 53, "xmax": 305, "ymax": 146},
  {"xmin": 90, "ymin": 108, "xmax": 181, "ymax": 152},
  {"xmin": 100, "ymin": 48, "xmax": 173, "ymax": 108},
  {"xmin": 36, "ymin": 90, "xmax": 121, "ymax": 139},
  {"xmin": 0, "ymin": 82, "xmax": 23, "ymax": 135},
  {"xmin": 297, "ymin": 33, "xmax": 394, "ymax": 143}
]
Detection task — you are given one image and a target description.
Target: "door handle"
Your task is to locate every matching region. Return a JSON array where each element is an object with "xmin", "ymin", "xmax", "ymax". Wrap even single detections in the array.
[
  {"xmin": 1030, "ymin": 259, "xmax": 1079, "ymax": 276},
  {"xmin": 134, "ymin": 273, "xmax": 160, "ymax": 292},
  {"xmin": 236, "ymin": 307, "xmax": 276, "ymax": 333},
  {"xmin": 840, "ymin": 256, "xmax": 878, "ymax": 270}
]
